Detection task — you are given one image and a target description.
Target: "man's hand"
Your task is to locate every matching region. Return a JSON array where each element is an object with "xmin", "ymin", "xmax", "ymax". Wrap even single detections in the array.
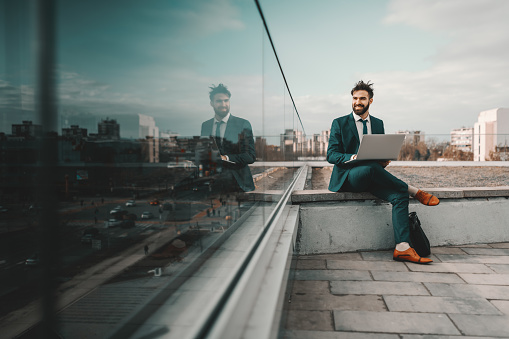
[
  {"xmin": 378, "ymin": 160, "xmax": 391, "ymax": 168},
  {"xmin": 220, "ymin": 155, "xmax": 227, "ymax": 161}
]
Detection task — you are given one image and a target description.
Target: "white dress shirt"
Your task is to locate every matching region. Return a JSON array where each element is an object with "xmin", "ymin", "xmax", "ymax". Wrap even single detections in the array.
[
  {"xmin": 212, "ymin": 112, "xmax": 231, "ymax": 161},
  {"xmin": 350, "ymin": 113, "xmax": 372, "ymax": 160},
  {"xmin": 212, "ymin": 112, "xmax": 230, "ymax": 139},
  {"xmin": 353, "ymin": 112, "xmax": 371, "ymax": 142}
]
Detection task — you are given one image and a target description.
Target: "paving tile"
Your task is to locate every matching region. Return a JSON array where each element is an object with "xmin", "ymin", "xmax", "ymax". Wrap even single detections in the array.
[
  {"xmin": 291, "ymin": 280, "xmax": 329, "ymax": 294},
  {"xmin": 406, "ymin": 262, "xmax": 493, "ymax": 273},
  {"xmin": 448, "ymin": 314, "xmax": 509, "ymax": 337},
  {"xmin": 333, "ymin": 310, "xmax": 459, "ymax": 335},
  {"xmin": 491, "ymin": 300, "xmax": 509, "ymax": 315},
  {"xmin": 296, "ymin": 259, "xmax": 327, "ymax": 270},
  {"xmin": 297, "ymin": 252, "xmax": 362, "ymax": 260},
  {"xmin": 289, "ymin": 293, "xmax": 386, "ymax": 312},
  {"xmin": 383, "ymin": 295, "xmax": 501, "ymax": 315},
  {"xmin": 487, "ymin": 264, "xmax": 509, "ymax": 274},
  {"xmin": 327, "ymin": 260, "xmax": 408, "ymax": 271},
  {"xmin": 436, "ymin": 254, "xmax": 509, "ymax": 264},
  {"xmin": 285, "ymin": 310, "xmax": 333, "ymax": 331},
  {"xmin": 425, "ymin": 282, "xmax": 509, "ymax": 299},
  {"xmin": 330, "ymin": 281, "xmax": 429, "ymax": 296},
  {"xmin": 430, "ymin": 247, "xmax": 467, "ymax": 255},
  {"xmin": 295, "ymin": 270, "xmax": 371, "ymax": 281},
  {"xmin": 461, "ymin": 248, "xmax": 509, "ymax": 256},
  {"xmin": 360, "ymin": 251, "xmax": 393, "ymax": 261},
  {"xmin": 458, "ymin": 273, "xmax": 509, "ymax": 285},
  {"xmin": 456, "ymin": 244, "xmax": 492, "ymax": 248},
  {"xmin": 490, "ymin": 243, "xmax": 509, "ymax": 249},
  {"xmin": 372, "ymin": 271, "xmax": 463, "ymax": 284},
  {"xmin": 281, "ymin": 329, "xmax": 398, "ymax": 339}
]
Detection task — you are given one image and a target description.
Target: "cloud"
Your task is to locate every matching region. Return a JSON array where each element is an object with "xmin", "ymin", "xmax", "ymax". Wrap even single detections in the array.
[
  {"xmin": 144, "ymin": 0, "xmax": 245, "ymax": 41},
  {"xmin": 350, "ymin": 0, "xmax": 509, "ymax": 136},
  {"xmin": 0, "ymin": 80, "xmax": 35, "ymax": 111}
]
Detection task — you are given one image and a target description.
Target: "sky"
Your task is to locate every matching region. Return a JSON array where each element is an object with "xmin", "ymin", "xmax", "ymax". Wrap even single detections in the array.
[{"xmin": 1, "ymin": 0, "xmax": 509, "ymax": 142}]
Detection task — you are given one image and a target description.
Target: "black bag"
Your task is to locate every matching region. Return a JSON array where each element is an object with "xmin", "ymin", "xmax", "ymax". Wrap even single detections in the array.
[{"xmin": 408, "ymin": 212, "xmax": 431, "ymax": 257}]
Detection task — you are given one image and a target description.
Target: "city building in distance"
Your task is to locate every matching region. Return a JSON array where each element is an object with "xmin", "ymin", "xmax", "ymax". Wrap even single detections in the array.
[
  {"xmin": 451, "ymin": 127, "xmax": 474, "ymax": 153},
  {"xmin": 395, "ymin": 130, "xmax": 425, "ymax": 146},
  {"xmin": 474, "ymin": 108, "xmax": 509, "ymax": 161}
]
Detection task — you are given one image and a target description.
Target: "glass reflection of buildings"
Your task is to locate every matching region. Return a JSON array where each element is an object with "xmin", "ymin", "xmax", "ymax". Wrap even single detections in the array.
[{"xmin": 0, "ymin": 115, "xmax": 334, "ymax": 203}]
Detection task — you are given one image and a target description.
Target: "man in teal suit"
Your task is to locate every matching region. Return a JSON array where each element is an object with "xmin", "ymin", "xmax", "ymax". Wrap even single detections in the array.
[
  {"xmin": 201, "ymin": 83, "xmax": 256, "ymax": 193},
  {"xmin": 327, "ymin": 80, "xmax": 439, "ymax": 264}
]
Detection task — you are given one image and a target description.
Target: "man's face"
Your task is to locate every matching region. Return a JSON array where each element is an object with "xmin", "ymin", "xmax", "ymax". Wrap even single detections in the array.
[
  {"xmin": 352, "ymin": 90, "xmax": 373, "ymax": 116},
  {"xmin": 210, "ymin": 93, "xmax": 230, "ymax": 119}
]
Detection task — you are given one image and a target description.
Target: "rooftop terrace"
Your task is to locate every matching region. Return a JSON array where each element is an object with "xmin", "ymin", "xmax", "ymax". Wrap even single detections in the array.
[{"xmin": 283, "ymin": 242, "xmax": 509, "ymax": 338}]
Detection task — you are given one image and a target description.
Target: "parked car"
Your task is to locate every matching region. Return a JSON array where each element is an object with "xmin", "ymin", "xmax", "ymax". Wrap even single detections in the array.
[
  {"xmin": 141, "ymin": 211, "xmax": 154, "ymax": 220},
  {"xmin": 110, "ymin": 209, "xmax": 127, "ymax": 218},
  {"xmin": 149, "ymin": 199, "xmax": 159, "ymax": 206},
  {"xmin": 104, "ymin": 218, "xmax": 123, "ymax": 228},
  {"xmin": 25, "ymin": 253, "xmax": 39, "ymax": 266},
  {"xmin": 125, "ymin": 200, "xmax": 136, "ymax": 207},
  {"xmin": 110, "ymin": 206, "xmax": 123, "ymax": 214}
]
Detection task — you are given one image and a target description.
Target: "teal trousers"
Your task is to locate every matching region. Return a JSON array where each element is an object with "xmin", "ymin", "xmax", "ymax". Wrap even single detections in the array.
[{"xmin": 342, "ymin": 162, "xmax": 410, "ymax": 244}]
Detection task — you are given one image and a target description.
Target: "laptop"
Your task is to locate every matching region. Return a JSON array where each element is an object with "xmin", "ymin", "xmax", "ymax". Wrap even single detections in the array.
[{"xmin": 344, "ymin": 134, "xmax": 405, "ymax": 164}]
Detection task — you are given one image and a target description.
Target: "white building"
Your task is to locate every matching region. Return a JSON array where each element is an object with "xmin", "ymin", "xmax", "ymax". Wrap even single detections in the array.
[
  {"xmin": 474, "ymin": 108, "xmax": 509, "ymax": 161},
  {"xmin": 139, "ymin": 114, "xmax": 159, "ymax": 139},
  {"xmin": 395, "ymin": 130, "xmax": 425, "ymax": 145},
  {"xmin": 450, "ymin": 127, "xmax": 474, "ymax": 153}
]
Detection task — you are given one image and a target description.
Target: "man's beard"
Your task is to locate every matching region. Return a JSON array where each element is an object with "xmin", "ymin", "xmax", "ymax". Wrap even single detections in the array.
[
  {"xmin": 214, "ymin": 107, "xmax": 229, "ymax": 118},
  {"xmin": 353, "ymin": 102, "xmax": 370, "ymax": 116}
]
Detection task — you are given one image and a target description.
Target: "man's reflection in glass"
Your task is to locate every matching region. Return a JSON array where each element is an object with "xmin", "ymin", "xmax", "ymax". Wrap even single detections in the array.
[{"xmin": 200, "ymin": 84, "xmax": 256, "ymax": 204}]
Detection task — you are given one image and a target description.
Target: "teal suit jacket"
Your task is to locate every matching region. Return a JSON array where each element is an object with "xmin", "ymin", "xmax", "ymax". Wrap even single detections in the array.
[
  {"xmin": 201, "ymin": 115, "xmax": 256, "ymax": 192},
  {"xmin": 327, "ymin": 113, "xmax": 385, "ymax": 192}
]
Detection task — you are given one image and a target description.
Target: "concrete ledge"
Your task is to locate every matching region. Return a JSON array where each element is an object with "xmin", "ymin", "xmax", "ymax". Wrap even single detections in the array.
[
  {"xmin": 295, "ymin": 187, "xmax": 509, "ymax": 255},
  {"xmin": 292, "ymin": 186, "xmax": 509, "ymax": 203}
]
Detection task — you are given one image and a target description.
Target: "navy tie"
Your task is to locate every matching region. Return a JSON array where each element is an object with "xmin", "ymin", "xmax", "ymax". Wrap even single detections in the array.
[
  {"xmin": 361, "ymin": 120, "xmax": 368, "ymax": 135},
  {"xmin": 215, "ymin": 121, "xmax": 223, "ymax": 147}
]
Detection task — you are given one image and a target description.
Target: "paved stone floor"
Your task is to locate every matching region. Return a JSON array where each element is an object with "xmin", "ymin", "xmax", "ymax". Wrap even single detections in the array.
[{"xmin": 282, "ymin": 242, "xmax": 509, "ymax": 338}]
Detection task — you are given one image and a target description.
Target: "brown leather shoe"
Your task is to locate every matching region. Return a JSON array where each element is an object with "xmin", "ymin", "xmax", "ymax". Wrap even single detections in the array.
[
  {"xmin": 415, "ymin": 190, "xmax": 440, "ymax": 206},
  {"xmin": 393, "ymin": 248, "xmax": 433, "ymax": 264}
]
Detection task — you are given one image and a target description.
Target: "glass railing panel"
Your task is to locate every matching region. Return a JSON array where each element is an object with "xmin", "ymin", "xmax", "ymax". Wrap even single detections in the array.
[{"xmin": 0, "ymin": 0, "xmax": 308, "ymax": 337}]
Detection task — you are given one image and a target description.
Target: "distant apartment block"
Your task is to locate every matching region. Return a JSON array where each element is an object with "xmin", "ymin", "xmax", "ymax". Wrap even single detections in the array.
[
  {"xmin": 11, "ymin": 120, "xmax": 43, "ymax": 139},
  {"xmin": 305, "ymin": 130, "xmax": 329, "ymax": 157},
  {"xmin": 280, "ymin": 129, "xmax": 305, "ymax": 159},
  {"xmin": 62, "ymin": 125, "xmax": 88, "ymax": 141},
  {"xmin": 450, "ymin": 127, "xmax": 473, "ymax": 152},
  {"xmin": 474, "ymin": 108, "xmax": 509, "ymax": 161},
  {"xmin": 395, "ymin": 130, "xmax": 425, "ymax": 145},
  {"xmin": 279, "ymin": 129, "xmax": 329, "ymax": 159},
  {"xmin": 96, "ymin": 118, "xmax": 120, "ymax": 140},
  {"xmin": 141, "ymin": 136, "xmax": 160, "ymax": 163}
]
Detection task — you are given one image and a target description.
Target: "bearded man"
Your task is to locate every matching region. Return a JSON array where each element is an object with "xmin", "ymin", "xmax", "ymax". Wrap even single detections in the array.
[{"xmin": 327, "ymin": 80, "xmax": 439, "ymax": 264}]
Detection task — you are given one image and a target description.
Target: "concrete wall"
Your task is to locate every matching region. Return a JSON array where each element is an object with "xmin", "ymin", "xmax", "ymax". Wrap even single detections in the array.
[{"xmin": 295, "ymin": 188, "xmax": 509, "ymax": 254}]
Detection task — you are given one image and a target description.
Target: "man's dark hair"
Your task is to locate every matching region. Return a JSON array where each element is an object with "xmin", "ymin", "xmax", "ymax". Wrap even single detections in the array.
[
  {"xmin": 351, "ymin": 80, "xmax": 374, "ymax": 99},
  {"xmin": 209, "ymin": 83, "xmax": 231, "ymax": 101}
]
